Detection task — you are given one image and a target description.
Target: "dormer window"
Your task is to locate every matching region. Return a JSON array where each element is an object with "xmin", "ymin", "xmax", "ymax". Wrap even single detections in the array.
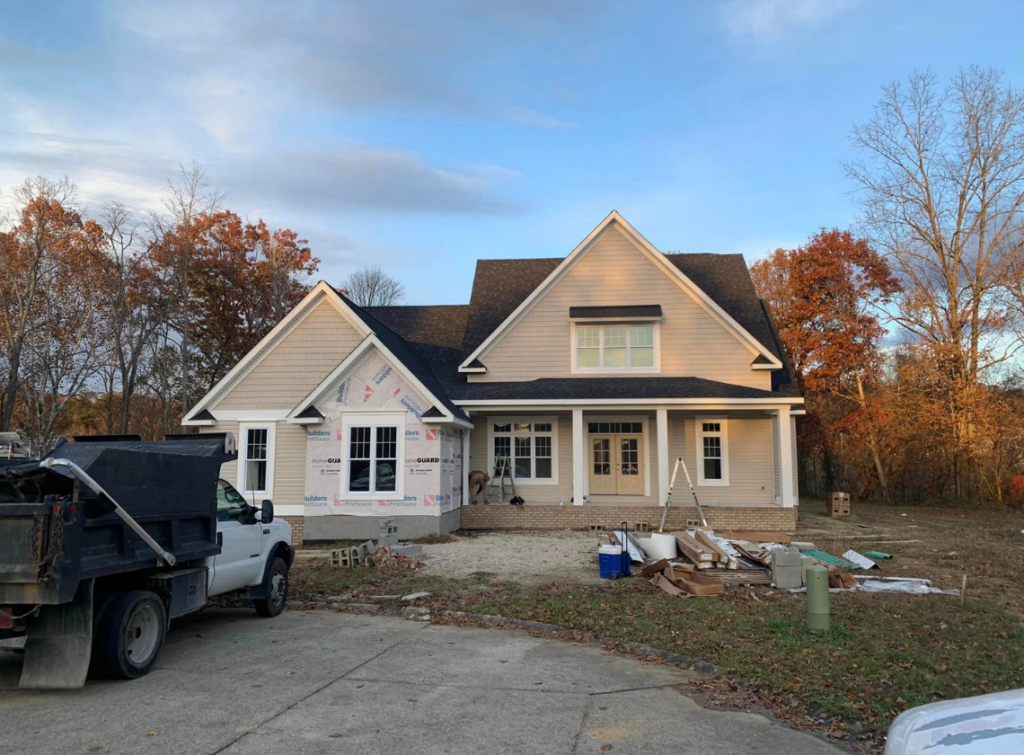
[{"xmin": 572, "ymin": 323, "xmax": 659, "ymax": 373}]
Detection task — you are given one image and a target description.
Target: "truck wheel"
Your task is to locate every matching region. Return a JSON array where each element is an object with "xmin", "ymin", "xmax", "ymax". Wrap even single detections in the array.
[
  {"xmin": 254, "ymin": 557, "xmax": 289, "ymax": 617},
  {"xmin": 91, "ymin": 590, "xmax": 167, "ymax": 680}
]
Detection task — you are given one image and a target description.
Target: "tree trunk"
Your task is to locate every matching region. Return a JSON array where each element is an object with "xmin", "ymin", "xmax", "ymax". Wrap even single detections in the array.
[{"xmin": 856, "ymin": 373, "xmax": 890, "ymax": 500}]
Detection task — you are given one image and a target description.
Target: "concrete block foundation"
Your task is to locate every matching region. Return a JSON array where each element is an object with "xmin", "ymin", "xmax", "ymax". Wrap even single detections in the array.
[{"xmin": 303, "ymin": 509, "xmax": 461, "ymax": 544}]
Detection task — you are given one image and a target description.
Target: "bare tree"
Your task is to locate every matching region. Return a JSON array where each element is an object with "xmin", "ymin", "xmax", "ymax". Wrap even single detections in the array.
[
  {"xmin": 846, "ymin": 67, "xmax": 1024, "ymax": 499},
  {"xmin": 150, "ymin": 162, "xmax": 220, "ymax": 421},
  {"xmin": 94, "ymin": 204, "xmax": 160, "ymax": 433},
  {"xmin": 340, "ymin": 264, "xmax": 406, "ymax": 307},
  {"xmin": 0, "ymin": 176, "xmax": 78, "ymax": 432}
]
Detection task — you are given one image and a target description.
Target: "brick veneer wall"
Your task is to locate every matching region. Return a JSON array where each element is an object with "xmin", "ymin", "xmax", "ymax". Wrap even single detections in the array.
[
  {"xmin": 282, "ymin": 516, "xmax": 304, "ymax": 545},
  {"xmin": 459, "ymin": 505, "xmax": 798, "ymax": 532}
]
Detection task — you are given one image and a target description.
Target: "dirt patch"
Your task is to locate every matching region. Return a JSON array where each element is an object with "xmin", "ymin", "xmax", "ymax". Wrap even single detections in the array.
[{"xmin": 419, "ymin": 531, "xmax": 603, "ymax": 584}]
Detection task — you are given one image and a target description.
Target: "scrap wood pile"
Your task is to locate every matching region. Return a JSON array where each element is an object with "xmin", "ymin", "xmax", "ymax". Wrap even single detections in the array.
[{"xmin": 604, "ymin": 528, "xmax": 929, "ymax": 598}]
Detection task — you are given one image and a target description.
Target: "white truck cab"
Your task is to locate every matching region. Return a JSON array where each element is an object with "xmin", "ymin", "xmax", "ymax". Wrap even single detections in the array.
[{"xmin": 207, "ymin": 479, "xmax": 294, "ymax": 616}]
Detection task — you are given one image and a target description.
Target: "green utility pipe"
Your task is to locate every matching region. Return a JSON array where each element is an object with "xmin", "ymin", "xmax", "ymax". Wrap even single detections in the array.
[{"xmin": 805, "ymin": 565, "xmax": 831, "ymax": 633}]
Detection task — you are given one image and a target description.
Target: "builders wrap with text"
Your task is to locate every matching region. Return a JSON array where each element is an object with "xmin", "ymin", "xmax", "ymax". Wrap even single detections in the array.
[{"xmin": 303, "ymin": 350, "xmax": 463, "ymax": 517}]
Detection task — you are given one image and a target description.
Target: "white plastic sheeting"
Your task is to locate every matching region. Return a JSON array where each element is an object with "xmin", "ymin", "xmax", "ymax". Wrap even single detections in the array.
[{"xmin": 304, "ymin": 349, "xmax": 463, "ymax": 517}]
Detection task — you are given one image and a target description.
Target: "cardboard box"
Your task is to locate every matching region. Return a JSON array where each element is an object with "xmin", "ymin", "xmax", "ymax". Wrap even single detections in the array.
[
  {"xmin": 671, "ymin": 570, "xmax": 725, "ymax": 596},
  {"xmin": 828, "ymin": 492, "xmax": 851, "ymax": 517}
]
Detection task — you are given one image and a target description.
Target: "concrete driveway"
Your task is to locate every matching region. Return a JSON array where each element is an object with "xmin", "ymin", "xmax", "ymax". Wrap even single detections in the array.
[{"xmin": 0, "ymin": 609, "xmax": 838, "ymax": 755}]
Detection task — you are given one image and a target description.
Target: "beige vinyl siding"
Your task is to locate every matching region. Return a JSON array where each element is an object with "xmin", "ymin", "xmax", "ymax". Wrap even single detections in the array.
[
  {"xmin": 200, "ymin": 421, "xmax": 306, "ymax": 510},
  {"xmin": 274, "ymin": 423, "xmax": 308, "ymax": 509},
  {"xmin": 214, "ymin": 299, "xmax": 364, "ymax": 410},
  {"xmin": 671, "ymin": 415, "xmax": 775, "ymax": 507},
  {"xmin": 472, "ymin": 227, "xmax": 769, "ymax": 390}
]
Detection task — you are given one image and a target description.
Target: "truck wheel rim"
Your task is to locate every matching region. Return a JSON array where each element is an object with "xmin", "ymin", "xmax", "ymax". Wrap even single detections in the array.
[
  {"xmin": 270, "ymin": 568, "xmax": 287, "ymax": 608},
  {"xmin": 126, "ymin": 603, "xmax": 160, "ymax": 666}
]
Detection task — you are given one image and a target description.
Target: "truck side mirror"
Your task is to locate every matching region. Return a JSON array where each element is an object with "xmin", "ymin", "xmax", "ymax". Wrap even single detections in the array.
[{"xmin": 261, "ymin": 499, "xmax": 274, "ymax": 524}]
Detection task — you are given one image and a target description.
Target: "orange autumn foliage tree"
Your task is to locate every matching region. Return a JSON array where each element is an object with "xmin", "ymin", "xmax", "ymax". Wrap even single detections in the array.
[
  {"xmin": 752, "ymin": 229, "xmax": 901, "ymax": 498},
  {"xmin": 152, "ymin": 210, "xmax": 319, "ymax": 397}
]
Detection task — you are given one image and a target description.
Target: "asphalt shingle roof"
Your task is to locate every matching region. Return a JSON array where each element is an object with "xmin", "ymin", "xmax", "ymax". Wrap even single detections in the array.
[
  {"xmin": 448, "ymin": 376, "xmax": 786, "ymax": 402},
  {"xmin": 568, "ymin": 305, "xmax": 663, "ymax": 319},
  {"xmin": 335, "ymin": 247, "xmax": 801, "ymax": 408}
]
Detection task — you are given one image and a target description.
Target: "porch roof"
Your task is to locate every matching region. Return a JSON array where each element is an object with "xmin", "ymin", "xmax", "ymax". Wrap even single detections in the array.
[{"xmin": 449, "ymin": 376, "xmax": 798, "ymax": 403}]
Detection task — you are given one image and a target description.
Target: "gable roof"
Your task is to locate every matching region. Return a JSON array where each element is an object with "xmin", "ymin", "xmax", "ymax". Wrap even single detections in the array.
[
  {"xmin": 458, "ymin": 211, "xmax": 782, "ymax": 372},
  {"xmin": 182, "ymin": 281, "xmax": 372, "ymax": 424},
  {"xmin": 340, "ymin": 296, "xmax": 470, "ymax": 422}
]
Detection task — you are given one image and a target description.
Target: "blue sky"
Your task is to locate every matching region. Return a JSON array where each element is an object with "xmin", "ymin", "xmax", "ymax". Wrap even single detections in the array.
[{"xmin": 1, "ymin": 0, "xmax": 1022, "ymax": 304}]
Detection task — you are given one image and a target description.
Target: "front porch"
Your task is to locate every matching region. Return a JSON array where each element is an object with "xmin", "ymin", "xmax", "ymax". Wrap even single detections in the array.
[{"xmin": 460, "ymin": 405, "xmax": 799, "ymax": 528}]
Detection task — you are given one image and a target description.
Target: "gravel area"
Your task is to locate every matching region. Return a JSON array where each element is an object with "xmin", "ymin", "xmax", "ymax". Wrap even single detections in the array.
[{"xmin": 419, "ymin": 531, "xmax": 603, "ymax": 584}]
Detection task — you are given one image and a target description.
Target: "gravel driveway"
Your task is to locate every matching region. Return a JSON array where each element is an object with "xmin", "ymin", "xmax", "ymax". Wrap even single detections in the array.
[{"xmin": 420, "ymin": 531, "xmax": 603, "ymax": 584}]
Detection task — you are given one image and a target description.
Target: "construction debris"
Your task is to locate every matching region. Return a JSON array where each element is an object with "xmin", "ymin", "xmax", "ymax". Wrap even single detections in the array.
[
  {"xmin": 798, "ymin": 549, "xmax": 861, "ymax": 570},
  {"xmin": 722, "ymin": 531, "xmax": 792, "ymax": 545},
  {"xmin": 864, "ymin": 551, "xmax": 892, "ymax": 560},
  {"xmin": 841, "ymin": 550, "xmax": 879, "ymax": 570}
]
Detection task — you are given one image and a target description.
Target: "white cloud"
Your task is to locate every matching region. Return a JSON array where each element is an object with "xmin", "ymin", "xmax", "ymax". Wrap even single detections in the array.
[
  {"xmin": 501, "ymin": 106, "xmax": 579, "ymax": 131},
  {"xmin": 722, "ymin": 0, "xmax": 864, "ymax": 42}
]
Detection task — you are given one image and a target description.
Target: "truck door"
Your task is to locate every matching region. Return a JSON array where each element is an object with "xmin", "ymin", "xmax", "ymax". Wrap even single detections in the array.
[{"xmin": 210, "ymin": 480, "xmax": 264, "ymax": 595}]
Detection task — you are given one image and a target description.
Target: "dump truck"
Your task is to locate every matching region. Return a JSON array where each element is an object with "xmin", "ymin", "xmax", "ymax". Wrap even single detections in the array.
[{"xmin": 0, "ymin": 433, "xmax": 294, "ymax": 689}]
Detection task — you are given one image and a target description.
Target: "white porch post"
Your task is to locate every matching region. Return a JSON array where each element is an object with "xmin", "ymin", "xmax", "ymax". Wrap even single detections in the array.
[
  {"xmin": 461, "ymin": 423, "xmax": 471, "ymax": 508},
  {"xmin": 778, "ymin": 406, "xmax": 795, "ymax": 508},
  {"xmin": 572, "ymin": 409, "xmax": 585, "ymax": 505},
  {"xmin": 656, "ymin": 408, "xmax": 669, "ymax": 506}
]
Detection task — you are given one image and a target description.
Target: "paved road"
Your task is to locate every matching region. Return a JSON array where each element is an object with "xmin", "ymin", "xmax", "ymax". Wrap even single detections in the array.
[{"xmin": 0, "ymin": 609, "xmax": 838, "ymax": 754}]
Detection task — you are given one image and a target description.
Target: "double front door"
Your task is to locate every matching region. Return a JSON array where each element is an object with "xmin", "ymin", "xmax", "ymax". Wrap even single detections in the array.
[{"xmin": 589, "ymin": 435, "xmax": 644, "ymax": 495}]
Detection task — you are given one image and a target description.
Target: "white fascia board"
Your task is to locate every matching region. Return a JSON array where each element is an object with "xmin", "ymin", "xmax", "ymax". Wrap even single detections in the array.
[
  {"xmin": 288, "ymin": 335, "xmax": 459, "ymax": 424},
  {"xmin": 459, "ymin": 366, "xmax": 487, "ymax": 374},
  {"xmin": 286, "ymin": 417, "xmax": 325, "ymax": 425},
  {"xmin": 184, "ymin": 282, "xmax": 372, "ymax": 422},
  {"xmin": 421, "ymin": 416, "xmax": 475, "ymax": 430},
  {"xmin": 458, "ymin": 210, "xmax": 782, "ymax": 371},
  {"xmin": 751, "ymin": 363, "xmax": 778, "ymax": 371},
  {"xmin": 181, "ymin": 419, "xmax": 217, "ymax": 427}
]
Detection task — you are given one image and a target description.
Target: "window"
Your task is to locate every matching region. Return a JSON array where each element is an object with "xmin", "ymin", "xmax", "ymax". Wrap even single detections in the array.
[
  {"xmin": 573, "ymin": 324, "xmax": 658, "ymax": 372},
  {"xmin": 216, "ymin": 479, "xmax": 249, "ymax": 523},
  {"xmin": 696, "ymin": 418, "xmax": 729, "ymax": 486},
  {"xmin": 347, "ymin": 422, "xmax": 400, "ymax": 495},
  {"xmin": 239, "ymin": 424, "xmax": 275, "ymax": 496},
  {"xmin": 490, "ymin": 418, "xmax": 557, "ymax": 484}
]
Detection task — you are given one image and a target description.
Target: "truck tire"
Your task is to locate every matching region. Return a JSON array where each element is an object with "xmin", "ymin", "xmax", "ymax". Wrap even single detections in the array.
[
  {"xmin": 91, "ymin": 590, "xmax": 167, "ymax": 680},
  {"xmin": 254, "ymin": 557, "xmax": 289, "ymax": 617}
]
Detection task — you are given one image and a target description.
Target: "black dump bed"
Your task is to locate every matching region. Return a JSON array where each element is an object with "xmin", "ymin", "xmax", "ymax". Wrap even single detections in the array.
[{"xmin": 0, "ymin": 434, "xmax": 236, "ymax": 605}]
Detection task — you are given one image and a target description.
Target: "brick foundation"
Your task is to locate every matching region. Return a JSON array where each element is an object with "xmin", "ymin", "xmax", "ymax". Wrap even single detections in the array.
[
  {"xmin": 459, "ymin": 505, "xmax": 798, "ymax": 532},
  {"xmin": 282, "ymin": 515, "xmax": 304, "ymax": 545}
]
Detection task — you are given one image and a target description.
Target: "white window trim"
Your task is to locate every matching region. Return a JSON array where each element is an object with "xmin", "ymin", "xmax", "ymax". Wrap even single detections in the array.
[
  {"xmin": 582, "ymin": 415, "xmax": 651, "ymax": 498},
  {"xmin": 237, "ymin": 423, "xmax": 276, "ymax": 499},
  {"xmin": 487, "ymin": 416, "xmax": 559, "ymax": 486},
  {"xmin": 340, "ymin": 412, "xmax": 406, "ymax": 500},
  {"xmin": 570, "ymin": 321, "xmax": 661, "ymax": 375},
  {"xmin": 695, "ymin": 416, "xmax": 729, "ymax": 487}
]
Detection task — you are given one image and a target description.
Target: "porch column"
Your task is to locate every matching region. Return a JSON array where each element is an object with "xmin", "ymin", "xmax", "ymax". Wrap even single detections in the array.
[
  {"xmin": 461, "ymin": 424, "xmax": 471, "ymax": 508},
  {"xmin": 778, "ymin": 406, "xmax": 795, "ymax": 508},
  {"xmin": 656, "ymin": 408, "xmax": 669, "ymax": 506},
  {"xmin": 572, "ymin": 409, "xmax": 585, "ymax": 505}
]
